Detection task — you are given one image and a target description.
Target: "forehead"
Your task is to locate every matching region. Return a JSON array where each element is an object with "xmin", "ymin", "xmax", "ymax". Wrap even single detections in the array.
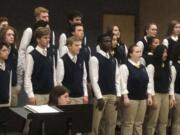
[
  {"xmin": 102, "ymin": 36, "xmax": 111, "ymax": 41},
  {"xmin": 73, "ymin": 16, "xmax": 81, "ymax": 20},
  {"xmin": 6, "ymin": 29, "xmax": 14, "ymax": 34},
  {"xmin": 72, "ymin": 40, "xmax": 81, "ymax": 44},
  {"xmin": 113, "ymin": 26, "xmax": 119, "ymax": 30},
  {"xmin": 149, "ymin": 24, "xmax": 157, "ymax": 29},
  {"xmin": 0, "ymin": 45, "xmax": 8, "ymax": 50},
  {"xmin": 39, "ymin": 12, "xmax": 49, "ymax": 16},
  {"xmin": 0, "ymin": 21, "xmax": 8, "ymax": 25},
  {"xmin": 75, "ymin": 25, "xmax": 83, "ymax": 30}
]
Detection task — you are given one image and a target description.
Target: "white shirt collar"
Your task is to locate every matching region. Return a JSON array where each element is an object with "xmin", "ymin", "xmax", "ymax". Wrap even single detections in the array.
[
  {"xmin": 98, "ymin": 49, "xmax": 110, "ymax": 59},
  {"xmin": 147, "ymin": 52, "xmax": 153, "ymax": 55},
  {"xmin": 0, "ymin": 61, "xmax": 6, "ymax": 71},
  {"xmin": 144, "ymin": 36, "xmax": 148, "ymax": 42},
  {"xmin": 67, "ymin": 51, "xmax": 77, "ymax": 63},
  {"xmin": 35, "ymin": 46, "xmax": 47, "ymax": 56},
  {"xmin": 128, "ymin": 59, "xmax": 141, "ymax": 68},
  {"xmin": 171, "ymin": 35, "xmax": 179, "ymax": 41}
]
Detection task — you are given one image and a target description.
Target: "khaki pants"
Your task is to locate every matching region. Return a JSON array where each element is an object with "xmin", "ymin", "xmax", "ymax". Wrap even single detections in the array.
[
  {"xmin": 144, "ymin": 93, "xmax": 169, "ymax": 135},
  {"xmin": 89, "ymin": 95, "xmax": 117, "ymax": 135},
  {"xmin": 70, "ymin": 97, "xmax": 83, "ymax": 105},
  {"xmin": 121, "ymin": 99, "xmax": 146, "ymax": 135},
  {"xmin": 35, "ymin": 94, "xmax": 49, "ymax": 105},
  {"xmin": 11, "ymin": 86, "xmax": 19, "ymax": 106},
  {"xmin": 171, "ymin": 93, "xmax": 180, "ymax": 135}
]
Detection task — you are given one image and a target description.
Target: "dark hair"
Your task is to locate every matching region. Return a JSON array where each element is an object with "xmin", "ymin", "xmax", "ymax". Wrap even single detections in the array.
[
  {"xmin": 127, "ymin": 45, "xmax": 138, "ymax": 58},
  {"xmin": 0, "ymin": 25, "xmax": 17, "ymax": 46},
  {"xmin": 70, "ymin": 23, "xmax": 83, "ymax": 33},
  {"xmin": 30, "ymin": 20, "xmax": 49, "ymax": 46},
  {"xmin": 166, "ymin": 20, "xmax": 180, "ymax": 36},
  {"xmin": 172, "ymin": 44, "xmax": 180, "ymax": 64},
  {"xmin": 143, "ymin": 22, "xmax": 157, "ymax": 36},
  {"xmin": 33, "ymin": 20, "xmax": 49, "ymax": 32},
  {"xmin": 97, "ymin": 33, "xmax": 111, "ymax": 43},
  {"xmin": 0, "ymin": 16, "xmax": 8, "ymax": 23},
  {"xmin": 48, "ymin": 86, "xmax": 69, "ymax": 106},
  {"xmin": 153, "ymin": 45, "xmax": 171, "ymax": 82},
  {"xmin": 67, "ymin": 10, "xmax": 83, "ymax": 21},
  {"xmin": 147, "ymin": 36, "xmax": 159, "ymax": 51},
  {"xmin": 0, "ymin": 43, "xmax": 8, "ymax": 50}
]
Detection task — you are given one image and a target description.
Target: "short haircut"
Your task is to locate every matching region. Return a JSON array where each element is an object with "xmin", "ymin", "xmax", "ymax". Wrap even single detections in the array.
[
  {"xmin": 66, "ymin": 36, "xmax": 81, "ymax": 46},
  {"xmin": 67, "ymin": 10, "xmax": 83, "ymax": 21},
  {"xmin": 34, "ymin": 27, "xmax": 50, "ymax": 39},
  {"xmin": 48, "ymin": 85, "xmax": 69, "ymax": 106},
  {"xmin": 33, "ymin": 20, "xmax": 49, "ymax": 31},
  {"xmin": 0, "ymin": 16, "xmax": 8, "ymax": 24},
  {"xmin": 34, "ymin": 6, "xmax": 49, "ymax": 17},
  {"xmin": 70, "ymin": 23, "xmax": 83, "ymax": 33},
  {"xmin": 97, "ymin": 33, "xmax": 111, "ymax": 43}
]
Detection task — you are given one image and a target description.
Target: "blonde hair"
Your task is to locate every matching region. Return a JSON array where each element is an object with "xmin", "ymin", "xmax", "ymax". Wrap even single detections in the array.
[
  {"xmin": 34, "ymin": 6, "xmax": 49, "ymax": 17},
  {"xmin": 66, "ymin": 36, "xmax": 81, "ymax": 46}
]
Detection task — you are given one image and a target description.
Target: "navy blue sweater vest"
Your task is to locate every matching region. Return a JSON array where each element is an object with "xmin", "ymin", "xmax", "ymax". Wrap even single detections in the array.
[
  {"xmin": 30, "ymin": 49, "xmax": 54, "ymax": 94},
  {"xmin": 0, "ymin": 66, "xmax": 11, "ymax": 104},
  {"xmin": 154, "ymin": 66, "xmax": 170, "ymax": 93},
  {"xmin": 126, "ymin": 61, "xmax": 149, "ymax": 100},
  {"xmin": 6, "ymin": 47, "xmax": 18, "ymax": 86},
  {"xmin": 96, "ymin": 53, "xmax": 116, "ymax": 95},
  {"xmin": 167, "ymin": 38, "xmax": 180, "ymax": 61},
  {"xmin": 78, "ymin": 40, "xmax": 90, "ymax": 81},
  {"xmin": 144, "ymin": 53, "xmax": 154, "ymax": 66},
  {"xmin": 114, "ymin": 42, "xmax": 127, "ymax": 65},
  {"xmin": 140, "ymin": 37, "xmax": 149, "ymax": 57},
  {"xmin": 62, "ymin": 54, "xmax": 84, "ymax": 97},
  {"xmin": 174, "ymin": 62, "xmax": 180, "ymax": 94}
]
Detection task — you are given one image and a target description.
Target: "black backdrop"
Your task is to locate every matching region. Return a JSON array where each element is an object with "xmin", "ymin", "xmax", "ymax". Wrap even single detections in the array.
[{"xmin": 0, "ymin": 0, "xmax": 139, "ymax": 50}]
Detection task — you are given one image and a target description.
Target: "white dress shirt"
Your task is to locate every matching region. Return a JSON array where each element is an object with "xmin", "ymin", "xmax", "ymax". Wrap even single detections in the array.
[
  {"xmin": 24, "ymin": 46, "xmax": 57, "ymax": 98},
  {"xmin": 146, "ymin": 64, "xmax": 176, "ymax": 96},
  {"xmin": 119, "ymin": 59, "xmax": 142, "ymax": 95},
  {"xmin": 17, "ymin": 27, "xmax": 56, "ymax": 86},
  {"xmin": 56, "ymin": 51, "xmax": 88, "ymax": 96},
  {"xmin": 59, "ymin": 33, "xmax": 68, "ymax": 57},
  {"xmin": 0, "ymin": 61, "xmax": 6, "ymax": 71},
  {"xmin": 136, "ymin": 36, "xmax": 147, "ymax": 53},
  {"xmin": 89, "ymin": 49, "xmax": 121, "ymax": 99}
]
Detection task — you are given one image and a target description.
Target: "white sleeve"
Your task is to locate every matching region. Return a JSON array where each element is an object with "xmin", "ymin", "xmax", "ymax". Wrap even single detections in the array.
[
  {"xmin": 119, "ymin": 64, "xmax": 129, "ymax": 95},
  {"xmin": 17, "ymin": 28, "xmax": 32, "ymax": 86},
  {"xmin": 24, "ymin": 54, "xmax": 34, "ymax": 98},
  {"xmin": 52, "ymin": 31, "xmax": 55, "ymax": 45},
  {"xmin": 56, "ymin": 58, "xmax": 64, "ymax": 86},
  {"xmin": 124, "ymin": 44, "xmax": 128, "ymax": 56},
  {"xmin": 59, "ymin": 33, "xmax": 68, "ymax": 57},
  {"xmin": 162, "ymin": 38, "xmax": 169, "ymax": 48},
  {"xmin": 169, "ymin": 65, "xmax": 176, "ymax": 96},
  {"xmin": 136, "ymin": 41, "xmax": 144, "ymax": 53},
  {"xmin": 115, "ymin": 60, "xmax": 121, "ymax": 97},
  {"xmin": 89, "ymin": 56, "xmax": 102, "ymax": 99},
  {"xmin": 83, "ymin": 62, "xmax": 88, "ymax": 96},
  {"xmin": 146, "ymin": 64, "xmax": 155, "ymax": 95}
]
